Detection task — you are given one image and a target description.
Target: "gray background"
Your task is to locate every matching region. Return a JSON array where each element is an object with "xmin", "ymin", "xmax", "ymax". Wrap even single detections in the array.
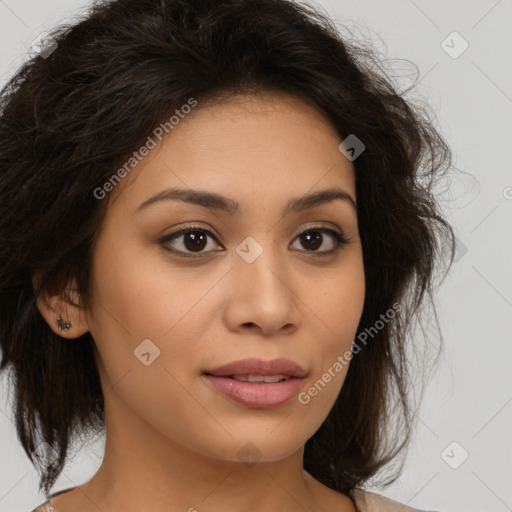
[{"xmin": 0, "ymin": 1, "xmax": 510, "ymax": 511}]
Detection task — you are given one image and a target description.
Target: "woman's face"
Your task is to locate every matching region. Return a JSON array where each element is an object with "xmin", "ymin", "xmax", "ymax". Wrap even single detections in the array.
[{"xmin": 85, "ymin": 91, "xmax": 365, "ymax": 463}]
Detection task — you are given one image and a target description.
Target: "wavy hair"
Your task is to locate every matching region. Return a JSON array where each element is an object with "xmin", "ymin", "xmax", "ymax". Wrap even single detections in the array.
[{"xmin": 0, "ymin": 0, "xmax": 455, "ymax": 495}]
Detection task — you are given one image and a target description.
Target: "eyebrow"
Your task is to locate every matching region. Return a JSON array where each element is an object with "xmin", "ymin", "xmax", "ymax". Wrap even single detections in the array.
[{"xmin": 134, "ymin": 186, "xmax": 357, "ymax": 216}]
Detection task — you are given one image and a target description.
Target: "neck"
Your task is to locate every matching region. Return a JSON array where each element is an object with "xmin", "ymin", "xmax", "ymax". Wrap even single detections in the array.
[{"xmin": 64, "ymin": 391, "xmax": 335, "ymax": 512}]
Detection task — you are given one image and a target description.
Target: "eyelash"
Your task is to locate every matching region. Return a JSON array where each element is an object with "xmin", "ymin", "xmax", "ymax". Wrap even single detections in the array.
[{"xmin": 158, "ymin": 223, "xmax": 349, "ymax": 259}]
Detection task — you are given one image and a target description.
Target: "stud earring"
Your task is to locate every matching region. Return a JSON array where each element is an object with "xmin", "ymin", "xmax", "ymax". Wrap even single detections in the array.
[{"xmin": 57, "ymin": 316, "xmax": 71, "ymax": 332}]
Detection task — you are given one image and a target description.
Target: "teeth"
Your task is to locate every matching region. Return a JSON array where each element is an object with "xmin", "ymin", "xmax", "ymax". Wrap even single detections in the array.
[{"xmin": 231, "ymin": 374, "xmax": 289, "ymax": 383}]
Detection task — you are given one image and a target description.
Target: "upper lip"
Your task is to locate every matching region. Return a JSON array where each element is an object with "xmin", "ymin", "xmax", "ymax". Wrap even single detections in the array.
[{"xmin": 205, "ymin": 358, "xmax": 307, "ymax": 378}]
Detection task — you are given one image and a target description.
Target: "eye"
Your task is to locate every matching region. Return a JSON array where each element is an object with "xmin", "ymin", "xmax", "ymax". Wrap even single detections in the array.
[
  {"xmin": 290, "ymin": 227, "xmax": 348, "ymax": 255},
  {"xmin": 159, "ymin": 224, "xmax": 349, "ymax": 258},
  {"xmin": 159, "ymin": 225, "xmax": 222, "ymax": 258}
]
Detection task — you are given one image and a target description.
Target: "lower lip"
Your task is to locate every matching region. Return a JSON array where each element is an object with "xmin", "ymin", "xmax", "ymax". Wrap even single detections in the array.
[{"xmin": 203, "ymin": 375, "xmax": 305, "ymax": 409}]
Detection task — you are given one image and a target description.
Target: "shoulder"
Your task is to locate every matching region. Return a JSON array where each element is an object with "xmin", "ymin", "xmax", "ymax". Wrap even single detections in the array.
[
  {"xmin": 349, "ymin": 488, "xmax": 438, "ymax": 512},
  {"xmin": 29, "ymin": 486, "xmax": 76, "ymax": 512},
  {"xmin": 30, "ymin": 502, "xmax": 53, "ymax": 512}
]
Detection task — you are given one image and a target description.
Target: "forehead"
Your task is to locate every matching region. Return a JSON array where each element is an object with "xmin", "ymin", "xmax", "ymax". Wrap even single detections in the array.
[{"xmin": 107, "ymin": 91, "xmax": 355, "ymax": 213}]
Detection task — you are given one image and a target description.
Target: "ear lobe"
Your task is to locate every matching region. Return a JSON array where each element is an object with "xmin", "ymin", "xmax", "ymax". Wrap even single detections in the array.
[{"xmin": 33, "ymin": 272, "xmax": 90, "ymax": 339}]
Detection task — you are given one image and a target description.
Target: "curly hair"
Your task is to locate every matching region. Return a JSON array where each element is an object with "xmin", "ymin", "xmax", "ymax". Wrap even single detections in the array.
[{"xmin": 0, "ymin": 0, "xmax": 455, "ymax": 496}]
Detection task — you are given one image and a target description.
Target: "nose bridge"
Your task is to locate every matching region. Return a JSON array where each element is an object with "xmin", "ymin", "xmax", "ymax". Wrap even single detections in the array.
[
  {"xmin": 235, "ymin": 234, "xmax": 285, "ymax": 289},
  {"xmin": 232, "ymin": 233, "xmax": 298, "ymax": 321}
]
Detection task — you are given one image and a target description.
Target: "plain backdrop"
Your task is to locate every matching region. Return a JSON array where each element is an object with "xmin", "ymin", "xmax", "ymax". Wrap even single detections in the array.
[{"xmin": 0, "ymin": 1, "xmax": 510, "ymax": 511}]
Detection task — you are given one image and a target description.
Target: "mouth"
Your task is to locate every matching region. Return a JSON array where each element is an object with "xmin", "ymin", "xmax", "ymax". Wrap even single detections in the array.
[
  {"xmin": 220, "ymin": 374, "xmax": 292, "ymax": 383},
  {"xmin": 204, "ymin": 357, "xmax": 307, "ymax": 379},
  {"xmin": 203, "ymin": 358, "xmax": 307, "ymax": 409}
]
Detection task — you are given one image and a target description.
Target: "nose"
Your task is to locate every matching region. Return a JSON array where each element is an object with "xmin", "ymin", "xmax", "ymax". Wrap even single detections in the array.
[{"xmin": 223, "ymin": 238, "xmax": 301, "ymax": 336}]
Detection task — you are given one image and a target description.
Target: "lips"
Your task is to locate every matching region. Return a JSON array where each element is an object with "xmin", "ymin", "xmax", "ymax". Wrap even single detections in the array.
[
  {"xmin": 203, "ymin": 358, "xmax": 308, "ymax": 409},
  {"xmin": 204, "ymin": 357, "xmax": 307, "ymax": 379}
]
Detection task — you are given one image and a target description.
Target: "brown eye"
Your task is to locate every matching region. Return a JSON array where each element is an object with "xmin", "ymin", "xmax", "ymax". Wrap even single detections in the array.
[
  {"xmin": 291, "ymin": 228, "xmax": 348, "ymax": 255},
  {"xmin": 179, "ymin": 231, "xmax": 208, "ymax": 252},
  {"xmin": 159, "ymin": 225, "xmax": 348, "ymax": 258},
  {"xmin": 160, "ymin": 226, "xmax": 222, "ymax": 257}
]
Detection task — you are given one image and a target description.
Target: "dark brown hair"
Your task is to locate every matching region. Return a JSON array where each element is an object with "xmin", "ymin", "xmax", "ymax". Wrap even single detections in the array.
[{"xmin": 0, "ymin": 0, "xmax": 455, "ymax": 496}]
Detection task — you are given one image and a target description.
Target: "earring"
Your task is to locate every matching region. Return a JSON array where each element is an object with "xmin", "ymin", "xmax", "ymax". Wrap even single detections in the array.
[{"xmin": 57, "ymin": 316, "xmax": 71, "ymax": 332}]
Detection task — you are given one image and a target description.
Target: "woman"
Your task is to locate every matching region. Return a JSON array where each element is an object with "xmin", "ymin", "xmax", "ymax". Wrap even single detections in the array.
[{"xmin": 0, "ymin": 0, "xmax": 453, "ymax": 510}]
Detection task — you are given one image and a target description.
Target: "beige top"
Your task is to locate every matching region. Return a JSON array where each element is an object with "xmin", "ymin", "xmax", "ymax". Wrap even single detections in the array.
[{"xmin": 31, "ymin": 487, "xmax": 435, "ymax": 512}]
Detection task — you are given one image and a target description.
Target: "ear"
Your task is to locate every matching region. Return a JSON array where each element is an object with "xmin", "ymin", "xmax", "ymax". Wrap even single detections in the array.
[{"xmin": 32, "ymin": 271, "xmax": 90, "ymax": 339}]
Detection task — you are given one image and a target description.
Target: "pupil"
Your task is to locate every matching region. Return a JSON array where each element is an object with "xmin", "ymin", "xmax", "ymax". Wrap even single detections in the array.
[
  {"xmin": 185, "ymin": 231, "xmax": 207, "ymax": 251},
  {"xmin": 302, "ymin": 232, "xmax": 321, "ymax": 251}
]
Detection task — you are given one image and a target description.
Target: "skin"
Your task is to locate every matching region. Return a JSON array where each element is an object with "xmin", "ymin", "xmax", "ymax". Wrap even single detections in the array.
[{"xmin": 36, "ymin": 91, "xmax": 365, "ymax": 512}]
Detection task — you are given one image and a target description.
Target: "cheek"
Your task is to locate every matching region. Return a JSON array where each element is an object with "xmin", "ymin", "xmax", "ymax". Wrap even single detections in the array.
[
  {"xmin": 301, "ymin": 262, "xmax": 365, "ymax": 410},
  {"xmin": 311, "ymin": 260, "xmax": 365, "ymax": 344},
  {"xmin": 86, "ymin": 225, "xmax": 212, "ymax": 386},
  {"xmin": 88, "ymin": 221, "xmax": 186, "ymax": 336}
]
